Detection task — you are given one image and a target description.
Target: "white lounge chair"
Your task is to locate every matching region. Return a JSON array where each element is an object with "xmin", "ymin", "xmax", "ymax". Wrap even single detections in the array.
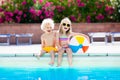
[
  {"xmin": 15, "ymin": 33, "xmax": 33, "ymax": 45},
  {"xmin": 0, "ymin": 34, "xmax": 11, "ymax": 45},
  {"xmin": 88, "ymin": 32, "xmax": 109, "ymax": 45},
  {"xmin": 110, "ymin": 32, "xmax": 120, "ymax": 44}
]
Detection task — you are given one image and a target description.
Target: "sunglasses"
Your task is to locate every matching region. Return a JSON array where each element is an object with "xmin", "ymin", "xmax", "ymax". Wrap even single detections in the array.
[{"xmin": 62, "ymin": 23, "xmax": 70, "ymax": 27}]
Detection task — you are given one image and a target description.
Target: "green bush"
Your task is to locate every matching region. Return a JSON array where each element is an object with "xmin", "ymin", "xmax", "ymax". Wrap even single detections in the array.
[
  {"xmin": 111, "ymin": 0, "xmax": 120, "ymax": 22},
  {"xmin": 0, "ymin": 0, "xmax": 119, "ymax": 23}
]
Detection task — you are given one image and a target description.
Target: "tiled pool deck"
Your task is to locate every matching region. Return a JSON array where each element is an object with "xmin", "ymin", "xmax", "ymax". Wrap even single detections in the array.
[
  {"xmin": 0, "ymin": 43, "xmax": 120, "ymax": 56},
  {"xmin": 0, "ymin": 43, "xmax": 120, "ymax": 68}
]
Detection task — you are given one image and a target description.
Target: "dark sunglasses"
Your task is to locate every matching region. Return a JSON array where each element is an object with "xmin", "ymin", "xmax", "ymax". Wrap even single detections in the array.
[{"xmin": 62, "ymin": 23, "xmax": 70, "ymax": 27}]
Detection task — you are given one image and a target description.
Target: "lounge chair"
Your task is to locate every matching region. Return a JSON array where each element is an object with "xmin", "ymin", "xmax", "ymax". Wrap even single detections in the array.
[
  {"xmin": 88, "ymin": 32, "xmax": 109, "ymax": 45},
  {"xmin": 0, "ymin": 34, "xmax": 11, "ymax": 45},
  {"xmin": 110, "ymin": 32, "xmax": 120, "ymax": 44},
  {"xmin": 15, "ymin": 33, "xmax": 33, "ymax": 45}
]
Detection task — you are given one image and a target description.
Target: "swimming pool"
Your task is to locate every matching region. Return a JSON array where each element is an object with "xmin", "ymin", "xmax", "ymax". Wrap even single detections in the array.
[
  {"xmin": 0, "ymin": 67, "xmax": 120, "ymax": 80},
  {"xmin": 0, "ymin": 56, "xmax": 120, "ymax": 80}
]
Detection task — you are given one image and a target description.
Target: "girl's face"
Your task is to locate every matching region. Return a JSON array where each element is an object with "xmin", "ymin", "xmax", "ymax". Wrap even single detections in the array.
[
  {"xmin": 43, "ymin": 23, "xmax": 52, "ymax": 33},
  {"xmin": 61, "ymin": 20, "xmax": 71, "ymax": 32}
]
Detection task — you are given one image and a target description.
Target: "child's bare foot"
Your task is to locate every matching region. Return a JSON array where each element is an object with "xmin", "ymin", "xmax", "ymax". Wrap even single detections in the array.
[
  {"xmin": 56, "ymin": 64, "xmax": 61, "ymax": 67},
  {"xmin": 69, "ymin": 64, "xmax": 72, "ymax": 67},
  {"xmin": 34, "ymin": 54, "xmax": 40, "ymax": 60},
  {"xmin": 49, "ymin": 62, "xmax": 54, "ymax": 66},
  {"xmin": 36, "ymin": 55, "xmax": 40, "ymax": 60}
]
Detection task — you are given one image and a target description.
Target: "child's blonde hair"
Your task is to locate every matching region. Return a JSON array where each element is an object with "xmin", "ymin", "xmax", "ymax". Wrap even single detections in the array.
[
  {"xmin": 41, "ymin": 18, "xmax": 54, "ymax": 30},
  {"xmin": 59, "ymin": 17, "xmax": 72, "ymax": 35}
]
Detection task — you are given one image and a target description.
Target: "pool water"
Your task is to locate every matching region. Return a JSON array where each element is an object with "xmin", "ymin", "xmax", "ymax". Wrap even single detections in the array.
[
  {"xmin": 0, "ymin": 56, "xmax": 120, "ymax": 80},
  {"xmin": 0, "ymin": 67, "xmax": 120, "ymax": 80}
]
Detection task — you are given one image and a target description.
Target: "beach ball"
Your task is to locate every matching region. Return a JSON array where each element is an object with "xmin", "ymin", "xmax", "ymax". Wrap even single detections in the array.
[{"xmin": 69, "ymin": 35, "xmax": 89, "ymax": 54}]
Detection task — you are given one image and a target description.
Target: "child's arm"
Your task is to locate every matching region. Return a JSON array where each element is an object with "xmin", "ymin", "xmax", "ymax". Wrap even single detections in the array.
[
  {"xmin": 55, "ymin": 32, "xmax": 62, "ymax": 50},
  {"xmin": 41, "ymin": 35, "xmax": 45, "ymax": 49}
]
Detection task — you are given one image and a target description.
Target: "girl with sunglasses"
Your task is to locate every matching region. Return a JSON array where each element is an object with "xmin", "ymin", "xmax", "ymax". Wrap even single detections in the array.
[{"xmin": 56, "ymin": 17, "xmax": 89, "ymax": 67}]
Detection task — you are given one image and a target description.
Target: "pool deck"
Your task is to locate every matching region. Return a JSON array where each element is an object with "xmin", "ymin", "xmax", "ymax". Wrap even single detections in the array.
[
  {"xmin": 0, "ymin": 43, "xmax": 120, "ymax": 68},
  {"xmin": 0, "ymin": 43, "xmax": 120, "ymax": 56}
]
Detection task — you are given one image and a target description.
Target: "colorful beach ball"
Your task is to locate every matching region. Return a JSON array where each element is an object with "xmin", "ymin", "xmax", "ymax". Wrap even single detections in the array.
[{"xmin": 69, "ymin": 35, "xmax": 89, "ymax": 54}]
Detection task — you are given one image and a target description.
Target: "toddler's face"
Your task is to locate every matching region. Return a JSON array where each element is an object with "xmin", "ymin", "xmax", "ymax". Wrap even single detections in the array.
[
  {"xmin": 62, "ymin": 20, "xmax": 71, "ymax": 32},
  {"xmin": 43, "ymin": 23, "xmax": 53, "ymax": 33}
]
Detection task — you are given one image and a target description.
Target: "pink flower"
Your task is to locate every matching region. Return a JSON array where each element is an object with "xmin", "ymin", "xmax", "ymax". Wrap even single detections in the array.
[
  {"xmin": 93, "ymin": 12, "xmax": 96, "ymax": 15},
  {"xmin": 77, "ymin": 0, "xmax": 81, "ymax": 3},
  {"xmin": 105, "ymin": 6, "xmax": 114, "ymax": 15},
  {"xmin": 18, "ymin": 11, "xmax": 23, "ymax": 16},
  {"xmin": 86, "ymin": 15, "xmax": 91, "ymax": 23},
  {"xmin": 33, "ymin": 0, "xmax": 36, "ymax": 3},
  {"xmin": 44, "ymin": 11, "xmax": 49, "ymax": 17},
  {"xmin": 78, "ymin": 2, "xmax": 85, "ymax": 7},
  {"xmin": 49, "ymin": 11, "xmax": 54, "ymax": 18},
  {"xmin": 4, "ymin": 11, "xmax": 14, "ymax": 22},
  {"xmin": 36, "ymin": 10, "xmax": 42, "ymax": 16},
  {"xmin": 4, "ymin": 11, "xmax": 13, "ymax": 17},
  {"xmin": 5, "ymin": 16, "xmax": 13, "ymax": 22},
  {"xmin": 44, "ymin": 2, "xmax": 51, "ymax": 7},
  {"xmin": 23, "ymin": 14, "xmax": 27, "ymax": 18},
  {"xmin": 70, "ymin": 15, "xmax": 76, "ymax": 22},
  {"xmin": 16, "ymin": 16, "xmax": 21, "ymax": 23},
  {"xmin": 14, "ymin": 9, "xmax": 19, "ymax": 14},
  {"xmin": 43, "ymin": 10, "xmax": 54, "ymax": 18},
  {"xmin": 1, "ymin": 1, "xmax": 4, "ymax": 5},
  {"xmin": 0, "ymin": 17, "xmax": 4, "ymax": 23},
  {"xmin": 68, "ymin": 3, "xmax": 71, "ymax": 7},
  {"xmin": 51, "ymin": 6, "xmax": 55, "ymax": 11},
  {"xmin": 39, "ymin": 0, "xmax": 43, "ymax": 4},
  {"xmin": 96, "ymin": 14, "xmax": 104, "ymax": 20},
  {"xmin": 40, "ymin": 16, "xmax": 44, "ymax": 19},
  {"xmin": 56, "ymin": 6, "xmax": 65, "ymax": 12},
  {"xmin": 0, "ymin": 8, "xmax": 3, "ymax": 12},
  {"xmin": 105, "ymin": 6, "xmax": 109, "ymax": 11},
  {"xmin": 29, "ymin": 7, "xmax": 36, "ymax": 15},
  {"xmin": 22, "ymin": 1, "xmax": 27, "ymax": 6}
]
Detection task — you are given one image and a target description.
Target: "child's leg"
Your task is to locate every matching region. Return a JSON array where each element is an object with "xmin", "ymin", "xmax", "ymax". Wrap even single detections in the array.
[
  {"xmin": 49, "ymin": 50, "xmax": 55, "ymax": 65},
  {"xmin": 66, "ymin": 48, "xmax": 73, "ymax": 66},
  {"xmin": 39, "ymin": 50, "xmax": 46, "ymax": 56},
  {"xmin": 57, "ymin": 49, "xmax": 64, "ymax": 66},
  {"xmin": 36, "ymin": 50, "xmax": 45, "ymax": 59}
]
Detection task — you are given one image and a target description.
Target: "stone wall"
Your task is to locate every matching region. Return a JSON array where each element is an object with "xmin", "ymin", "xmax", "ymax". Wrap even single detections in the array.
[{"xmin": 0, "ymin": 23, "xmax": 120, "ymax": 44}]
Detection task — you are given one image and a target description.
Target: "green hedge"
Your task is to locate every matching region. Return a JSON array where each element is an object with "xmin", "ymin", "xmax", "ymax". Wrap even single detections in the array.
[{"xmin": 0, "ymin": 0, "xmax": 120, "ymax": 23}]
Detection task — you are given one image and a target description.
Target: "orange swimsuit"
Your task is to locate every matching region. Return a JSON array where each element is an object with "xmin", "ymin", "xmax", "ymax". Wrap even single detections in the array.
[{"xmin": 43, "ymin": 46, "xmax": 57, "ymax": 53}]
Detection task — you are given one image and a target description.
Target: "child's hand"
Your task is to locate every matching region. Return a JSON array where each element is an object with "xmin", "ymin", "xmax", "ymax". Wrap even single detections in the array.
[
  {"xmin": 62, "ymin": 44, "xmax": 69, "ymax": 48},
  {"xmin": 58, "ymin": 46, "xmax": 62, "ymax": 50}
]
